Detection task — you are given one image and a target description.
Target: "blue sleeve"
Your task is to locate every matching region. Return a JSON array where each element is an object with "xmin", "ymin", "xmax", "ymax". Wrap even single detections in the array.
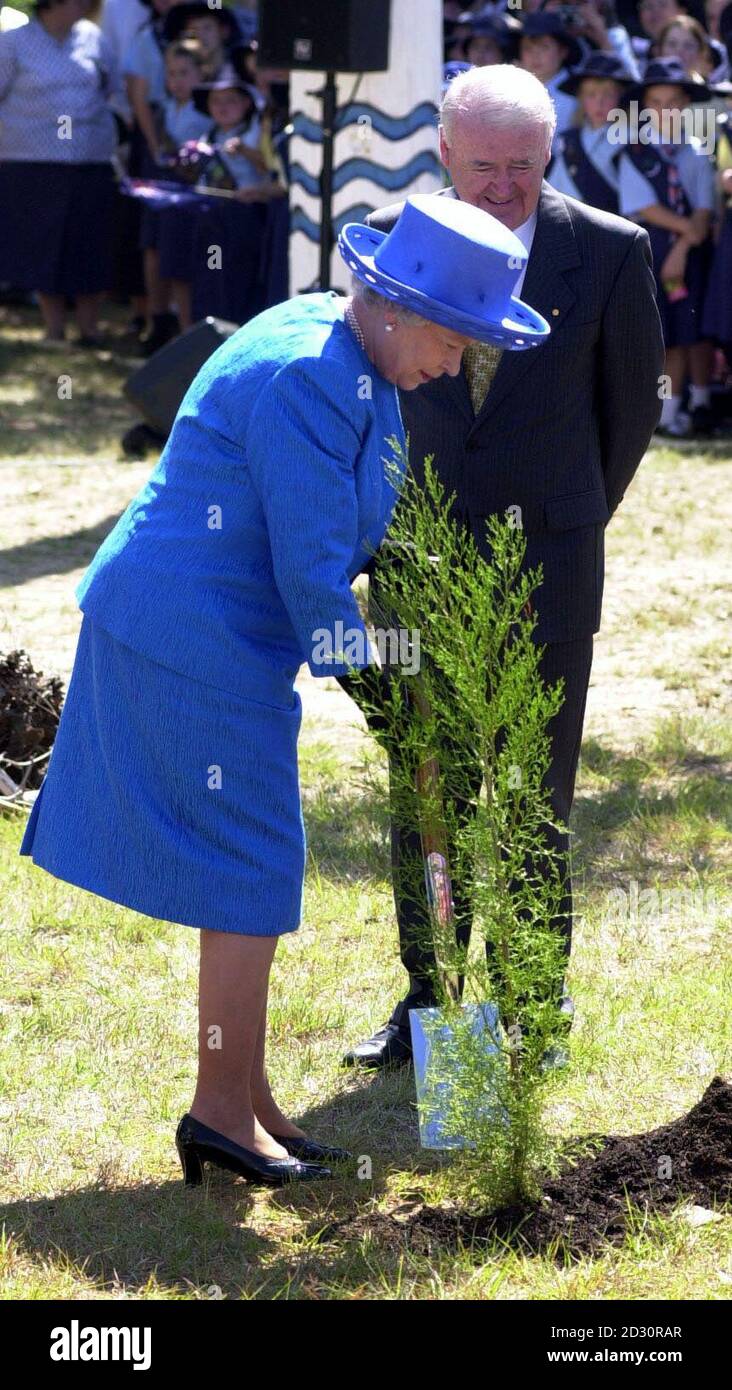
[
  {"xmin": 617, "ymin": 151, "xmax": 656, "ymax": 217},
  {"xmin": 121, "ymin": 29, "xmax": 145, "ymax": 76},
  {"xmin": 97, "ymin": 26, "xmax": 122, "ymax": 102},
  {"xmin": 245, "ymin": 359, "xmax": 376, "ymax": 678},
  {"xmin": 122, "ymin": 27, "xmax": 161, "ymax": 91},
  {"xmin": 684, "ymin": 145, "xmax": 716, "ymax": 212}
]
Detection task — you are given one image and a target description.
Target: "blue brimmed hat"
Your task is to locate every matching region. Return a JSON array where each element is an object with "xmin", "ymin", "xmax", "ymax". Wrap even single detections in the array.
[
  {"xmin": 623, "ymin": 57, "xmax": 712, "ymax": 106},
  {"xmin": 338, "ymin": 195, "xmax": 550, "ymax": 350},
  {"xmin": 465, "ymin": 14, "xmax": 522, "ymax": 62},
  {"xmin": 558, "ymin": 52, "xmax": 636, "ymax": 97},
  {"xmin": 193, "ymin": 61, "xmax": 265, "ymax": 116},
  {"xmin": 519, "ymin": 13, "xmax": 583, "ymax": 69},
  {"xmin": 442, "ymin": 60, "xmax": 473, "ymax": 98}
]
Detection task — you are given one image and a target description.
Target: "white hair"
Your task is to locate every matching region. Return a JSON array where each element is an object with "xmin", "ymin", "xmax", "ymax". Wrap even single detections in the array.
[
  {"xmin": 350, "ymin": 274, "xmax": 430, "ymax": 325},
  {"xmin": 439, "ymin": 64, "xmax": 556, "ymax": 152}
]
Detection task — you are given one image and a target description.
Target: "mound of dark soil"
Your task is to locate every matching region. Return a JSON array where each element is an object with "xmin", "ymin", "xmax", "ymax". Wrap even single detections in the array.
[
  {"xmin": 0, "ymin": 650, "xmax": 64, "ymax": 792},
  {"xmin": 329, "ymin": 1078, "xmax": 732, "ymax": 1260}
]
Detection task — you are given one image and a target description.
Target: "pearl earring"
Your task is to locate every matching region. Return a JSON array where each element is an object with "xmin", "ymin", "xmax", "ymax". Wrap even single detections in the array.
[{"xmin": 385, "ymin": 322, "xmax": 395, "ymax": 333}]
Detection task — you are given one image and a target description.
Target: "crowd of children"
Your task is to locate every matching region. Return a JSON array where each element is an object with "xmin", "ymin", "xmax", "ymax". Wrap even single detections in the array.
[
  {"xmin": 117, "ymin": 0, "xmax": 288, "ymax": 353},
  {"xmin": 0, "ymin": 0, "xmax": 287, "ymax": 349},
  {"xmin": 450, "ymin": 0, "xmax": 732, "ymax": 437},
  {"xmin": 2, "ymin": 0, "xmax": 731, "ymax": 433}
]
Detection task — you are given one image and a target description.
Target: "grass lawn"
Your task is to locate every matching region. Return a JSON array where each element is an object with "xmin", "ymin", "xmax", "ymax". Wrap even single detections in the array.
[{"xmin": 1, "ymin": 307, "xmax": 731, "ymax": 1300}]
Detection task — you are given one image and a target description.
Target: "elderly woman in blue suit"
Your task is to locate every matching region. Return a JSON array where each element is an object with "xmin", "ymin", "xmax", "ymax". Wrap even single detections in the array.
[{"xmin": 19, "ymin": 195, "xmax": 548, "ymax": 1188}]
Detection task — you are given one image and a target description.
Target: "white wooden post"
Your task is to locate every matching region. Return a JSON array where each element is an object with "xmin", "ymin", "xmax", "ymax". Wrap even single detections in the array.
[{"xmin": 287, "ymin": 0, "xmax": 444, "ymax": 294}]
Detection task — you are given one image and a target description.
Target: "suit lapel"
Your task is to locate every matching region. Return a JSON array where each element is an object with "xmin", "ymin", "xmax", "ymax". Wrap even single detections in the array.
[{"xmin": 467, "ymin": 182, "xmax": 581, "ymax": 429}]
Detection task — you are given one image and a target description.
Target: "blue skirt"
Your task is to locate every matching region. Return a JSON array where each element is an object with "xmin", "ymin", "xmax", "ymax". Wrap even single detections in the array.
[
  {"xmin": 158, "ymin": 201, "xmax": 199, "ymax": 282},
  {"xmin": 702, "ymin": 212, "xmax": 732, "ymax": 344},
  {"xmin": 19, "ymin": 615, "xmax": 305, "ymax": 936},
  {"xmin": 191, "ymin": 200, "xmax": 267, "ymax": 324},
  {"xmin": 0, "ymin": 161, "xmax": 115, "ymax": 296},
  {"xmin": 647, "ymin": 225, "xmax": 711, "ymax": 349}
]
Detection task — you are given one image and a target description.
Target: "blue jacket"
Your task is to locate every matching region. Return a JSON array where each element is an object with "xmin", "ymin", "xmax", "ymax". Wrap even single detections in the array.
[{"xmin": 75, "ymin": 292, "xmax": 406, "ymax": 706}]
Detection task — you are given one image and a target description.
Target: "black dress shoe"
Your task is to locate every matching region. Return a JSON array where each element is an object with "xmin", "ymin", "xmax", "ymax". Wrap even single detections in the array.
[
  {"xmin": 342, "ymin": 1022, "xmax": 413, "ymax": 1070},
  {"xmin": 175, "ymin": 1113, "xmax": 332, "ymax": 1187},
  {"xmin": 271, "ymin": 1134, "xmax": 352, "ymax": 1162}
]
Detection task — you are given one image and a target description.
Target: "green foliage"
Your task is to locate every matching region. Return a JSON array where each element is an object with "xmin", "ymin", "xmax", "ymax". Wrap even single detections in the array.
[{"xmin": 349, "ymin": 444, "xmax": 571, "ymax": 1206}]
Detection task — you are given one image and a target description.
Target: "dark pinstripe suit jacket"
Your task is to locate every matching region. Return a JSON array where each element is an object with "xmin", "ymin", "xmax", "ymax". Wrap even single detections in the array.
[{"xmin": 367, "ymin": 181, "xmax": 665, "ymax": 644}]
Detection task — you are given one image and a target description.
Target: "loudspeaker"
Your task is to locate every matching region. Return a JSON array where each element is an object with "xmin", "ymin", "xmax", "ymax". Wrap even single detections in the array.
[
  {"xmin": 124, "ymin": 317, "xmax": 239, "ymax": 436},
  {"xmin": 257, "ymin": 0, "xmax": 391, "ymax": 72}
]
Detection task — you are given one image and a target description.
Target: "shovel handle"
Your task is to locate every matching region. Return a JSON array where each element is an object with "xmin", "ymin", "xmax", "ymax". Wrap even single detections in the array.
[{"xmin": 412, "ymin": 678, "xmax": 461, "ymax": 1004}]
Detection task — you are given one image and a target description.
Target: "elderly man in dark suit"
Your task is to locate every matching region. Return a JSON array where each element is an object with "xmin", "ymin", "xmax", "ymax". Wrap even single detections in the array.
[{"xmin": 343, "ymin": 64, "xmax": 665, "ymax": 1069}]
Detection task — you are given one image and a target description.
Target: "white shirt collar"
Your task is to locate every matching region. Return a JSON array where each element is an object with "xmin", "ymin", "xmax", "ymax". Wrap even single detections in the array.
[{"xmin": 512, "ymin": 207, "xmax": 538, "ymax": 255}]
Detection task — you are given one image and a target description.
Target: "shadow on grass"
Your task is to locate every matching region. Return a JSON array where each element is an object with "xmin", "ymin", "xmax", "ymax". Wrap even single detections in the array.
[
  {"xmin": 0, "ymin": 516, "xmax": 128, "ymax": 588},
  {"xmin": 0, "ymin": 313, "xmax": 144, "ymax": 460},
  {"xmin": 302, "ymin": 730, "xmax": 732, "ymax": 890},
  {"xmin": 0, "ymin": 1068, "xmax": 452, "ymax": 1298},
  {"xmin": 572, "ymin": 736, "xmax": 732, "ymax": 886},
  {"xmin": 303, "ymin": 768, "xmax": 392, "ymax": 881}
]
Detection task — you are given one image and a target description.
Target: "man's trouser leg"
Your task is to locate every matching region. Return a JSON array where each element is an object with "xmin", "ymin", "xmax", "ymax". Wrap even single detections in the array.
[{"xmin": 388, "ymin": 636, "xmax": 594, "ymax": 1034}]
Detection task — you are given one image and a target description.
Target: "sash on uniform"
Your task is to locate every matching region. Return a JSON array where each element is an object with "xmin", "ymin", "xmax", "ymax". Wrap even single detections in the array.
[{"xmin": 560, "ymin": 128, "xmax": 620, "ymax": 214}]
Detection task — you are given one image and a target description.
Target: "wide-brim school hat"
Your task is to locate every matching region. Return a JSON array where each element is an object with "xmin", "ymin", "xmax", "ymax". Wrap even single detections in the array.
[
  {"xmin": 623, "ymin": 57, "xmax": 712, "ymax": 106},
  {"xmin": 465, "ymin": 14, "xmax": 522, "ymax": 61},
  {"xmin": 442, "ymin": 60, "xmax": 473, "ymax": 98},
  {"xmin": 558, "ymin": 52, "xmax": 637, "ymax": 96},
  {"xmin": 163, "ymin": 2, "xmax": 241, "ymax": 46},
  {"xmin": 338, "ymin": 194, "xmax": 550, "ymax": 350},
  {"xmin": 518, "ymin": 14, "xmax": 583, "ymax": 70},
  {"xmin": 193, "ymin": 62, "xmax": 265, "ymax": 115}
]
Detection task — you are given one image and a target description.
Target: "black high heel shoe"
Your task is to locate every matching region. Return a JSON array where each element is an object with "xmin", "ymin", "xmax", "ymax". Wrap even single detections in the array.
[
  {"xmin": 271, "ymin": 1134, "xmax": 353, "ymax": 1163},
  {"xmin": 176, "ymin": 1113, "xmax": 332, "ymax": 1187}
]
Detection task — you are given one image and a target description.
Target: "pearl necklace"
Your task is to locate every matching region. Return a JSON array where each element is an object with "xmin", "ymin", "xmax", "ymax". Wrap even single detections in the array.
[{"xmin": 345, "ymin": 300, "xmax": 366, "ymax": 351}]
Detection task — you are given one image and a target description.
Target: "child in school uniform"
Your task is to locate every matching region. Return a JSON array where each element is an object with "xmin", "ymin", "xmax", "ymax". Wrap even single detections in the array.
[
  {"xmin": 156, "ymin": 39, "xmax": 210, "ymax": 150},
  {"xmin": 137, "ymin": 38, "xmax": 210, "ymax": 349},
  {"xmin": 518, "ymin": 12, "xmax": 582, "ymax": 155},
  {"xmin": 162, "ymin": 1, "xmax": 242, "ymax": 82},
  {"xmin": 185, "ymin": 63, "xmax": 285, "ymax": 326},
  {"xmin": 549, "ymin": 52, "xmax": 635, "ymax": 213},
  {"xmin": 147, "ymin": 40, "xmax": 211, "ymax": 335},
  {"xmin": 616, "ymin": 57, "xmax": 717, "ymax": 437}
]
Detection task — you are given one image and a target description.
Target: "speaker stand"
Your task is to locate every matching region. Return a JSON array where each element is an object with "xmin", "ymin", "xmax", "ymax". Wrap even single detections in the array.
[{"xmin": 317, "ymin": 70, "xmax": 337, "ymax": 290}]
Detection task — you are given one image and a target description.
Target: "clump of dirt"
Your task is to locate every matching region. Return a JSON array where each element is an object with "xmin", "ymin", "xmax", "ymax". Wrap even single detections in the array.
[
  {"xmin": 0, "ymin": 649, "xmax": 64, "ymax": 793},
  {"xmin": 327, "ymin": 1078, "xmax": 732, "ymax": 1259}
]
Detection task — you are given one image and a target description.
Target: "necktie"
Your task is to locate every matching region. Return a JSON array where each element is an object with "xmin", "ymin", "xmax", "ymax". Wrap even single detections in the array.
[
  {"xmin": 660, "ymin": 146, "xmax": 684, "ymax": 212},
  {"xmin": 462, "ymin": 341, "xmax": 504, "ymax": 414}
]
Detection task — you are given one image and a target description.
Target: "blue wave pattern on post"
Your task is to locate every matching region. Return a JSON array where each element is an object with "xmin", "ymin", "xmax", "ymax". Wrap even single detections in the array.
[
  {"xmin": 289, "ymin": 97, "xmax": 442, "ymax": 243},
  {"xmin": 291, "ymin": 100, "xmax": 438, "ymax": 144},
  {"xmin": 289, "ymin": 150, "xmax": 442, "ymax": 199},
  {"xmin": 290, "ymin": 204, "xmax": 377, "ymax": 241}
]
